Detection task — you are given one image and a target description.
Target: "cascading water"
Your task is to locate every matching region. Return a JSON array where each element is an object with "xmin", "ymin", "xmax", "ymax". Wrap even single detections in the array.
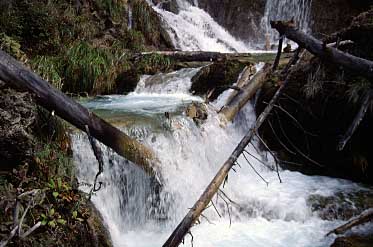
[
  {"xmin": 149, "ymin": 0, "xmax": 252, "ymax": 52},
  {"xmin": 73, "ymin": 67, "xmax": 371, "ymax": 247},
  {"xmin": 261, "ymin": 0, "xmax": 312, "ymax": 43},
  {"xmin": 72, "ymin": 1, "xmax": 371, "ymax": 246}
]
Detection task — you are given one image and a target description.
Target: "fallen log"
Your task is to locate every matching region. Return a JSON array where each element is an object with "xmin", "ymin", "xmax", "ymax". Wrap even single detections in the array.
[
  {"xmin": 0, "ymin": 50, "xmax": 157, "ymax": 177},
  {"xmin": 326, "ymin": 209, "xmax": 373, "ymax": 236},
  {"xmin": 134, "ymin": 51, "xmax": 290, "ymax": 64},
  {"xmin": 136, "ymin": 51, "xmax": 251, "ymax": 62},
  {"xmin": 162, "ymin": 50, "xmax": 304, "ymax": 247},
  {"xmin": 219, "ymin": 63, "xmax": 272, "ymax": 122},
  {"xmin": 222, "ymin": 65, "xmax": 256, "ymax": 105},
  {"xmin": 270, "ymin": 21, "xmax": 373, "ymax": 79}
]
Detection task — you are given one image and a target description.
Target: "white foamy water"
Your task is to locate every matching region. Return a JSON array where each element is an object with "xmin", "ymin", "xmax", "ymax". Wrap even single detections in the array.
[
  {"xmin": 151, "ymin": 1, "xmax": 252, "ymax": 52},
  {"xmin": 261, "ymin": 0, "xmax": 312, "ymax": 43},
  {"xmin": 73, "ymin": 68, "xmax": 370, "ymax": 247}
]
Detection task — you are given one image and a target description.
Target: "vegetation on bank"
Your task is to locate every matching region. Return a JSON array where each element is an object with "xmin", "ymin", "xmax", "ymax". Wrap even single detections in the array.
[{"xmin": 0, "ymin": 0, "xmax": 174, "ymax": 96}]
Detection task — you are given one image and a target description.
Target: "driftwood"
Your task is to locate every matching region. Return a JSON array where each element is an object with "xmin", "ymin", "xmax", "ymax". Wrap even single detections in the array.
[
  {"xmin": 0, "ymin": 50, "xmax": 157, "ymax": 177},
  {"xmin": 327, "ymin": 209, "xmax": 373, "ymax": 236},
  {"xmin": 219, "ymin": 64, "xmax": 272, "ymax": 122},
  {"xmin": 270, "ymin": 21, "xmax": 373, "ymax": 79},
  {"xmin": 162, "ymin": 49, "xmax": 303, "ymax": 247},
  {"xmin": 337, "ymin": 90, "xmax": 373, "ymax": 151}
]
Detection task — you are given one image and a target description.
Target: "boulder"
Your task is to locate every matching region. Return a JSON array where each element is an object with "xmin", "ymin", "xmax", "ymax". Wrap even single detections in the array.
[
  {"xmin": 115, "ymin": 68, "xmax": 140, "ymax": 94},
  {"xmin": 190, "ymin": 60, "xmax": 245, "ymax": 101}
]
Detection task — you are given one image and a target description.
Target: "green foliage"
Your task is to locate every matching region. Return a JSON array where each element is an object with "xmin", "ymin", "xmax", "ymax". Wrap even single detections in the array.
[
  {"xmin": 132, "ymin": 0, "xmax": 161, "ymax": 46},
  {"xmin": 0, "ymin": 33, "xmax": 26, "ymax": 60},
  {"xmin": 64, "ymin": 42, "xmax": 113, "ymax": 93},
  {"xmin": 95, "ymin": 0, "xmax": 126, "ymax": 21},
  {"xmin": 137, "ymin": 53, "xmax": 172, "ymax": 74},
  {"xmin": 30, "ymin": 56, "xmax": 64, "ymax": 90},
  {"xmin": 122, "ymin": 29, "xmax": 146, "ymax": 52}
]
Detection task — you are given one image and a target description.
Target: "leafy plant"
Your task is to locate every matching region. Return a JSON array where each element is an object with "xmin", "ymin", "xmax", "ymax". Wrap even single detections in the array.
[
  {"xmin": 0, "ymin": 33, "xmax": 26, "ymax": 60},
  {"xmin": 64, "ymin": 42, "xmax": 113, "ymax": 93},
  {"xmin": 30, "ymin": 55, "xmax": 64, "ymax": 90}
]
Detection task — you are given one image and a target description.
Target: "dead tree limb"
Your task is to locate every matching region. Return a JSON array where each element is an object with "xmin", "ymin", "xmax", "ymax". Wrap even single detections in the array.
[
  {"xmin": 219, "ymin": 64, "xmax": 272, "ymax": 122},
  {"xmin": 326, "ymin": 209, "xmax": 373, "ymax": 236},
  {"xmin": 0, "ymin": 50, "xmax": 157, "ymax": 177},
  {"xmin": 337, "ymin": 90, "xmax": 373, "ymax": 151},
  {"xmin": 270, "ymin": 21, "xmax": 373, "ymax": 79},
  {"xmin": 272, "ymin": 37, "xmax": 284, "ymax": 72},
  {"xmin": 162, "ymin": 59, "xmax": 297, "ymax": 247}
]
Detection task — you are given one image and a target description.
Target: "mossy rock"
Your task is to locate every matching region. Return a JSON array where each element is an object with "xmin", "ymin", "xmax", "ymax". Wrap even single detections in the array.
[
  {"xmin": 115, "ymin": 67, "xmax": 140, "ymax": 94},
  {"xmin": 331, "ymin": 235, "xmax": 373, "ymax": 247},
  {"xmin": 190, "ymin": 60, "xmax": 246, "ymax": 101},
  {"xmin": 307, "ymin": 190, "xmax": 373, "ymax": 221}
]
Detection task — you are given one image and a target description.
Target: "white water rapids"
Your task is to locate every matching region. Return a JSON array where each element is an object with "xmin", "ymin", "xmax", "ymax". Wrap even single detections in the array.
[
  {"xmin": 74, "ymin": 68, "xmax": 370, "ymax": 247},
  {"xmin": 72, "ymin": 1, "xmax": 371, "ymax": 246}
]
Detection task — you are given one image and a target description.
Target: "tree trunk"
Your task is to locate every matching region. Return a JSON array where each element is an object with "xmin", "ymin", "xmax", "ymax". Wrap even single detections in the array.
[
  {"xmin": 219, "ymin": 64, "xmax": 272, "ymax": 122},
  {"xmin": 270, "ymin": 21, "xmax": 373, "ymax": 79},
  {"xmin": 135, "ymin": 51, "xmax": 290, "ymax": 64},
  {"xmin": 0, "ymin": 50, "xmax": 157, "ymax": 177}
]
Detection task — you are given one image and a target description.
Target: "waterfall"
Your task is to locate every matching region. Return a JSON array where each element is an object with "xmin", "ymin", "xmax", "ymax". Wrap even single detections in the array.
[
  {"xmin": 73, "ymin": 67, "xmax": 369, "ymax": 247},
  {"xmin": 127, "ymin": 5, "xmax": 133, "ymax": 29},
  {"xmin": 150, "ymin": 1, "xmax": 252, "ymax": 52},
  {"xmin": 261, "ymin": 0, "xmax": 312, "ymax": 44}
]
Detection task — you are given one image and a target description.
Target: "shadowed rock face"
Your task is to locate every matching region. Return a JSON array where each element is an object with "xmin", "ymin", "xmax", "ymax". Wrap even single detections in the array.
[
  {"xmin": 0, "ymin": 82, "xmax": 37, "ymax": 170},
  {"xmin": 311, "ymin": 0, "xmax": 373, "ymax": 38},
  {"xmin": 198, "ymin": 0, "xmax": 266, "ymax": 45},
  {"xmin": 196, "ymin": 0, "xmax": 372, "ymax": 45}
]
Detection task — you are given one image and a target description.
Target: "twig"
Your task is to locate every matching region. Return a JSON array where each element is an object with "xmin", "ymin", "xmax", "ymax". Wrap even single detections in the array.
[
  {"xmin": 281, "ymin": 48, "xmax": 303, "ymax": 76},
  {"xmin": 254, "ymin": 133, "xmax": 282, "ymax": 183},
  {"xmin": 85, "ymin": 125, "xmax": 104, "ymax": 199},
  {"xmin": 0, "ymin": 226, "xmax": 19, "ymax": 247},
  {"xmin": 20, "ymin": 222, "xmax": 42, "ymax": 239},
  {"xmin": 241, "ymin": 153, "xmax": 269, "ymax": 186},
  {"xmin": 267, "ymin": 120, "xmax": 296, "ymax": 155},
  {"xmin": 274, "ymin": 111, "xmax": 323, "ymax": 168},
  {"xmin": 244, "ymin": 149, "xmax": 275, "ymax": 171},
  {"xmin": 210, "ymin": 201, "xmax": 222, "ymax": 218},
  {"xmin": 337, "ymin": 90, "xmax": 373, "ymax": 151}
]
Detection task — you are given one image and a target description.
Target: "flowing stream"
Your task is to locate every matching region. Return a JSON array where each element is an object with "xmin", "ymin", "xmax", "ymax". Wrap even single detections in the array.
[
  {"xmin": 72, "ymin": 1, "xmax": 371, "ymax": 246},
  {"xmin": 261, "ymin": 0, "xmax": 313, "ymax": 43},
  {"xmin": 74, "ymin": 68, "xmax": 370, "ymax": 247}
]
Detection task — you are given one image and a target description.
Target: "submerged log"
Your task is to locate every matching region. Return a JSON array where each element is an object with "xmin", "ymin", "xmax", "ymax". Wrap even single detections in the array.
[
  {"xmin": 219, "ymin": 63, "xmax": 272, "ymax": 122},
  {"xmin": 327, "ymin": 209, "xmax": 373, "ymax": 236},
  {"xmin": 270, "ymin": 21, "xmax": 373, "ymax": 79},
  {"xmin": 0, "ymin": 50, "xmax": 157, "ymax": 177}
]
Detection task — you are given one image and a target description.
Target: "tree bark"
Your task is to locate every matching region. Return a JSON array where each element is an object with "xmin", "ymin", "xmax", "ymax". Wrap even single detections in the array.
[
  {"xmin": 0, "ymin": 50, "xmax": 157, "ymax": 177},
  {"xmin": 327, "ymin": 209, "xmax": 373, "ymax": 236},
  {"xmin": 135, "ymin": 51, "xmax": 290, "ymax": 64},
  {"xmin": 270, "ymin": 21, "xmax": 373, "ymax": 79},
  {"xmin": 219, "ymin": 64, "xmax": 272, "ymax": 122}
]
